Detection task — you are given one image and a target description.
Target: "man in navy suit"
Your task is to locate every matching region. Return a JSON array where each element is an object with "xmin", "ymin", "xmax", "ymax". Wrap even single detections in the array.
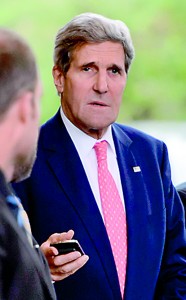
[
  {"xmin": 0, "ymin": 28, "xmax": 88, "ymax": 299},
  {"xmin": 13, "ymin": 13, "xmax": 186, "ymax": 299}
]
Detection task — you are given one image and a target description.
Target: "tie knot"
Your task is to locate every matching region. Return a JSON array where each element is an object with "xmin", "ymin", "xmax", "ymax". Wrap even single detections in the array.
[{"xmin": 94, "ymin": 140, "xmax": 108, "ymax": 162}]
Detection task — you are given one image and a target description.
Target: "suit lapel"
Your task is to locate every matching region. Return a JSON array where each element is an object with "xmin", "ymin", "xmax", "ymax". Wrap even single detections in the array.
[{"xmin": 42, "ymin": 111, "xmax": 122, "ymax": 299}]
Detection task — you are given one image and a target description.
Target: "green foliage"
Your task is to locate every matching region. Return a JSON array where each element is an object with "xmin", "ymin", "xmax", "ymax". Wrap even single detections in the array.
[{"xmin": 1, "ymin": 0, "xmax": 186, "ymax": 123}]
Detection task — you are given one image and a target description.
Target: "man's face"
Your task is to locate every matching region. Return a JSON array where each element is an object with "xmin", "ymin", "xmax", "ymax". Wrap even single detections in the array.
[
  {"xmin": 54, "ymin": 41, "xmax": 127, "ymax": 139},
  {"xmin": 12, "ymin": 79, "xmax": 42, "ymax": 182}
]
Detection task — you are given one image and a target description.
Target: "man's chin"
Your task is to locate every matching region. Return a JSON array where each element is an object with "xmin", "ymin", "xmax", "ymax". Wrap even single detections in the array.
[
  {"xmin": 11, "ymin": 167, "xmax": 32, "ymax": 183},
  {"xmin": 13, "ymin": 169, "xmax": 32, "ymax": 183},
  {"xmin": 11, "ymin": 151, "xmax": 36, "ymax": 183}
]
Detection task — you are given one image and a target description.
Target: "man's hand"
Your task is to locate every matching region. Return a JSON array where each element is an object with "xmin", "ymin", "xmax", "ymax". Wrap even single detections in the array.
[{"xmin": 41, "ymin": 230, "xmax": 89, "ymax": 281}]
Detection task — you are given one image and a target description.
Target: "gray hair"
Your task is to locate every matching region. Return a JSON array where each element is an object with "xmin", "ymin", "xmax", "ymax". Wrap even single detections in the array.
[
  {"xmin": 0, "ymin": 28, "xmax": 37, "ymax": 118},
  {"xmin": 53, "ymin": 12, "xmax": 135, "ymax": 75}
]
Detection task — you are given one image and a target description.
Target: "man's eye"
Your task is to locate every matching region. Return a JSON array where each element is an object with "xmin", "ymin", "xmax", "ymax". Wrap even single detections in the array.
[
  {"xmin": 111, "ymin": 68, "xmax": 120, "ymax": 74},
  {"xmin": 82, "ymin": 67, "xmax": 91, "ymax": 72}
]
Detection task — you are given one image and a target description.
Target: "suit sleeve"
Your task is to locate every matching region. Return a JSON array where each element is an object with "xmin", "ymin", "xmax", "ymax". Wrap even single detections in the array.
[{"xmin": 155, "ymin": 143, "xmax": 186, "ymax": 299}]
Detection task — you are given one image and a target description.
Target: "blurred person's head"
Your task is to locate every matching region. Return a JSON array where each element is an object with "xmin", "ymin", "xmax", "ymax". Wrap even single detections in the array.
[{"xmin": 0, "ymin": 28, "xmax": 42, "ymax": 182}]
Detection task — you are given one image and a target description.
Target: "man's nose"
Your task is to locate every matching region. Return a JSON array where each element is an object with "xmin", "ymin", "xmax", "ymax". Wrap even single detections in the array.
[{"xmin": 93, "ymin": 71, "xmax": 108, "ymax": 94}]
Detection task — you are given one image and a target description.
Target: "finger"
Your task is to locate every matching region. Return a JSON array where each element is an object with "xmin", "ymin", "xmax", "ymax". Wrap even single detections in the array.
[
  {"xmin": 51, "ymin": 271, "xmax": 74, "ymax": 281},
  {"xmin": 53, "ymin": 251, "xmax": 81, "ymax": 266},
  {"xmin": 41, "ymin": 242, "xmax": 58, "ymax": 257},
  {"xmin": 47, "ymin": 249, "xmax": 82, "ymax": 267},
  {"xmin": 49, "ymin": 230, "xmax": 74, "ymax": 244},
  {"xmin": 50, "ymin": 255, "xmax": 89, "ymax": 281},
  {"xmin": 52, "ymin": 254, "xmax": 89, "ymax": 275},
  {"xmin": 61, "ymin": 254, "xmax": 89, "ymax": 273}
]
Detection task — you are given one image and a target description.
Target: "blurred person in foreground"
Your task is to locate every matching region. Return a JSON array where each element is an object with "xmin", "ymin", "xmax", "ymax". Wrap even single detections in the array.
[
  {"xmin": 0, "ymin": 28, "xmax": 88, "ymax": 300},
  {"xmin": 13, "ymin": 13, "xmax": 186, "ymax": 300}
]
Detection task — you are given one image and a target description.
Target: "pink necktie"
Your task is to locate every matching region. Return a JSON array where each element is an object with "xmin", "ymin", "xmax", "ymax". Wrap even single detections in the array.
[{"xmin": 94, "ymin": 140, "xmax": 127, "ymax": 297}]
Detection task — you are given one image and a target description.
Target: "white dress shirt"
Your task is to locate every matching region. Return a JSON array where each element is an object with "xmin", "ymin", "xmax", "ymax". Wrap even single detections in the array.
[{"xmin": 60, "ymin": 108, "xmax": 125, "ymax": 220}]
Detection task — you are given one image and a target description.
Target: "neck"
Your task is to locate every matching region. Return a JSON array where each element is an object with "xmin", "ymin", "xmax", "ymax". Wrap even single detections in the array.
[
  {"xmin": 0, "ymin": 157, "xmax": 14, "ymax": 183},
  {"xmin": 87, "ymin": 129, "xmax": 105, "ymax": 139},
  {"xmin": 0, "ymin": 133, "xmax": 14, "ymax": 183}
]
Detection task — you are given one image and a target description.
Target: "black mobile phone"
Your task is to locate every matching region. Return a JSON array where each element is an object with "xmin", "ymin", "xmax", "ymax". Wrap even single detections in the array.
[{"xmin": 50, "ymin": 239, "xmax": 84, "ymax": 256}]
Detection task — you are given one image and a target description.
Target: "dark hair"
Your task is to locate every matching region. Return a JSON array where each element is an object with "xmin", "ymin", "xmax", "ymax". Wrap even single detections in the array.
[
  {"xmin": 0, "ymin": 28, "xmax": 38, "ymax": 117},
  {"xmin": 53, "ymin": 12, "xmax": 135, "ymax": 75}
]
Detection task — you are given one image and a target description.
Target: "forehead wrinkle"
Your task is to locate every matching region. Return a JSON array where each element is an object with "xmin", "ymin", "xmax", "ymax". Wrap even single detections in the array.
[{"xmin": 70, "ymin": 42, "xmax": 125, "ymax": 71}]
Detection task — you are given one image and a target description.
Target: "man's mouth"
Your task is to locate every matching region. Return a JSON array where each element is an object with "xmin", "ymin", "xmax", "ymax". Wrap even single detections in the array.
[{"xmin": 89, "ymin": 101, "xmax": 108, "ymax": 107}]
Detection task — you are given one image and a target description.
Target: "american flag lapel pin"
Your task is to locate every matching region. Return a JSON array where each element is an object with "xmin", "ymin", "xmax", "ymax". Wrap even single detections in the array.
[{"xmin": 133, "ymin": 166, "xmax": 141, "ymax": 172}]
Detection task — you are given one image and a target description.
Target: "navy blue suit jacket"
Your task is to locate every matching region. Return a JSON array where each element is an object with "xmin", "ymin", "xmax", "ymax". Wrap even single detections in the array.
[
  {"xmin": 13, "ymin": 110, "xmax": 186, "ymax": 300},
  {"xmin": 0, "ymin": 171, "xmax": 56, "ymax": 300}
]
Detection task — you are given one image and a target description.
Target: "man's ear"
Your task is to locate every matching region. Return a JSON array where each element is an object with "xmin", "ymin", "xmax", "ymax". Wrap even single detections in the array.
[
  {"xmin": 52, "ymin": 66, "xmax": 64, "ymax": 94},
  {"xmin": 18, "ymin": 92, "xmax": 34, "ymax": 123}
]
